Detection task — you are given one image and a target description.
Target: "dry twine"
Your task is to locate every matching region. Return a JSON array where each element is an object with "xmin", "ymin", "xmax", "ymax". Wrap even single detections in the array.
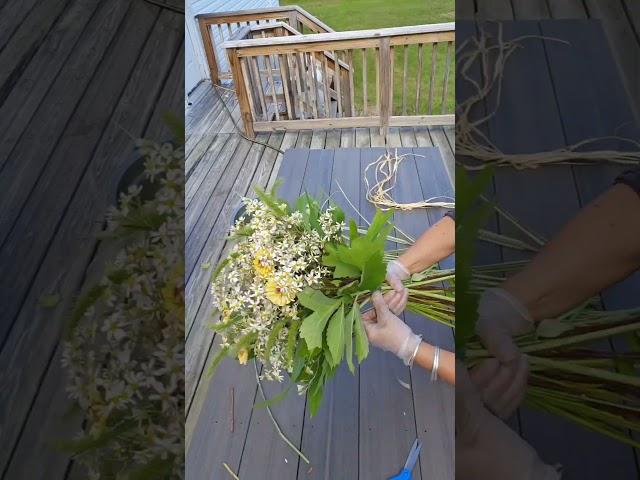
[
  {"xmin": 457, "ymin": 24, "xmax": 640, "ymax": 169},
  {"xmin": 364, "ymin": 149, "xmax": 455, "ymax": 211}
]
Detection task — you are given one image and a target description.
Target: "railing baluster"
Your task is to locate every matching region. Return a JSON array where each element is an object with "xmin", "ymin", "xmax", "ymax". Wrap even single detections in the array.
[
  {"xmin": 297, "ymin": 52, "xmax": 312, "ymax": 118},
  {"xmin": 308, "ymin": 53, "xmax": 319, "ymax": 118},
  {"xmin": 278, "ymin": 53, "xmax": 293, "ymax": 119},
  {"xmin": 379, "ymin": 38, "xmax": 392, "ymax": 138},
  {"xmin": 198, "ymin": 19, "xmax": 219, "ymax": 85},
  {"xmin": 362, "ymin": 48, "xmax": 368, "ymax": 116},
  {"xmin": 265, "ymin": 54, "xmax": 279, "ymax": 120},
  {"xmin": 347, "ymin": 49, "xmax": 355, "ymax": 117},
  {"xmin": 415, "ymin": 43, "xmax": 424, "ymax": 113},
  {"xmin": 322, "ymin": 53, "xmax": 331, "ymax": 118},
  {"xmin": 292, "ymin": 54, "xmax": 305, "ymax": 119},
  {"xmin": 402, "ymin": 45, "xmax": 408, "ymax": 115},
  {"xmin": 228, "ymin": 49, "xmax": 254, "ymax": 137},
  {"xmin": 390, "ymin": 46, "xmax": 395, "ymax": 116},
  {"xmin": 428, "ymin": 42, "xmax": 438, "ymax": 115},
  {"xmin": 250, "ymin": 56, "xmax": 268, "ymax": 121},
  {"xmin": 226, "ymin": 23, "xmax": 232, "ymax": 38},
  {"xmin": 333, "ymin": 50, "xmax": 342, "ymax": 117},
  {"xmin": 375, "ymin": 47, "xmax": 380, "ymax": 116},
  {"xmin": 240, "ymin": 57, "xmax": 257, "ymax": 129},
  {"xmin": 440, "ymin": 41, "xmax": 452, "ymax": 114}
]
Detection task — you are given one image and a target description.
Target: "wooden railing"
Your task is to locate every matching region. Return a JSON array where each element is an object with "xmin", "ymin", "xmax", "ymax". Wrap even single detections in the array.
[
  {"xmin": 223, "ymin": 23, "xmax": 455, "ymax": 137},
  {"xmin": 196, "ymin": 6, "xmax": 333, "ymax": 85}
]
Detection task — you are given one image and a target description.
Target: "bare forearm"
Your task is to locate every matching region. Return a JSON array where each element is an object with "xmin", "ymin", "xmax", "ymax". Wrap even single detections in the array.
[
  {"xmin": 504, "ymin": 184, "xmax": 640, "ymax": 322},
  {"xmin": 399, "ymin": 215, "xmax": 455, "ymax": 273},
  {"xmin": 415, "ymin": 342, "xmax": 455, "ymax": 385}
]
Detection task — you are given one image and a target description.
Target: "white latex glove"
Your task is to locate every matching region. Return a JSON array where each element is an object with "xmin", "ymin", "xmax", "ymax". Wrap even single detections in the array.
[
  {"xmin": 457, "ymin": 361, "xmax": 561, "ymax": 480},
  {"xmin": 474, "ymin": 288, "xmax": 534, "ymax": 419},
  {"xmin": 385, "ymin": 259, "xmax": 410, "ymax": 314},
  {"xmin": 362, "ymin": 291, "xmax": 421, "ymax": 365}
]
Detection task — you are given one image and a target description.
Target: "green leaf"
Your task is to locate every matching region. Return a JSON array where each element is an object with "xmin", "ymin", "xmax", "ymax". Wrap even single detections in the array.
[
  {"xmin": 344, "ymin": 302, "xmax": 357, "ymax": 374},
  {"xmin": 536, "ymin": 320, "xmax": 573, "ymax": 339},
  {"xmin": 326, "ymin": 304, "xmax": 345, "ymax": 367},
  {"xmin": 211, "ymin": 257, "xmax": 231, "ymax": 282},
  {"xmin": 352, "ymin": 302, "xmax": 369, "ymax": 363},
  {"xmin": 64, "ymin": 284, "xmax": 108, "ymax": 338},
  {"xmin": 201, "ymin": 262, "xmax": 211, "ymax": 270},
  {"xmin": 266, "ymin": 320, "xmax": 286, "ymax": 365},
  {"xmin": 286, "ymin": 320, "xmax": 302, "ymax": 366},
  {"xmin": 298, "ymin": 287, "xmax": 340, "ymax": 312},
  {"xmin": 322, "ymin": 244, "xmax": 362, "ymax": 278},
  {"xmin": 126, "ymin": 455, "xmax": 175, "ymax": 480},
  {"xmin": 162, "ymin": 111, "xmax": 185, "ymax": 145},
  {"xmin": 300, "ymin": 303, "xmax": 341, "ymax": 351},
  {"xmin": 39, "ymin": 293, "xmax": 60, "ymax": 309},
  {"xmin": 207, "ymin": 345, "xmax": 230, "ymax": 377},
  {"xmin": 53, "ymin": 418, "xmax": 137, "ymax": 455},
  {"xmin": 255, "ymin": 186, "xmax": 289, "ymax": 217},
  {"xmin": 329, "ymin": 200, "xmax": 345, "ymax": 223},
  {"xmin": 307, "ymin": 365, "xmax": 326, "ymax": 416},
  {"xmin": 349, "ymin": 219, "xmax": 359, "ymax": 241},
  {"xmin": 254, "ymin": 384, "xmax": 292, "ymax": 409},
  {"xmin": 364, "ymin": 209, "xmax": 393, "ymax": 241},
  {"xmin": 359, "ymin": 250, "xmax": 385, "ymax": 291}
]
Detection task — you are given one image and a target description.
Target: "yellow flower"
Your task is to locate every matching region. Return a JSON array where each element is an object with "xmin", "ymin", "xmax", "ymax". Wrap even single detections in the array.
[
  {"xmin": 265, "ymin": 279, "xmax": 295, "ymax": 306},
  {"xmin": 238, "ymin": 348, "xmax": 249, "ymax": 365},
  {"xmin": 253, "ymin": 248, "xmax": 273, "ymax": 278}
]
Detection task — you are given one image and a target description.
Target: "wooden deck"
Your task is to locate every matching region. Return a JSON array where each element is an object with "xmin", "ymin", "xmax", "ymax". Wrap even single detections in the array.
[
  {"xmin": 185, "ymin": 83, "xmax": 455, "ymax": 479},
  {"xmin": 458, "ymin": 16, "xmax": 640, "ymax": 478},
  {"xmin": 457, "ymin": 0, "xmax": 640, "ymax": 124},
  {"xmin": 0, "ymin": 1, "xmax": 183, "ymax": 478}
]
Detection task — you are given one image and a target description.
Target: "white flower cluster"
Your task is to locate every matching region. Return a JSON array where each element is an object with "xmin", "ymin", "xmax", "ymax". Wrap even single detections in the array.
[
  {"xmin": 62, "ymin": 139, "xmax": 184, "ymax": 479},
  {"xmin": 211, "ymin": 198, "xmax": 344, "ymax": 380}
]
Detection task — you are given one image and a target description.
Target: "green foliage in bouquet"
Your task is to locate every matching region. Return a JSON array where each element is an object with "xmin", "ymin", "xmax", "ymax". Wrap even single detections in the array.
[{"xmin": 209, "ymin": 185, "xmax": 454, "ymax": 416}]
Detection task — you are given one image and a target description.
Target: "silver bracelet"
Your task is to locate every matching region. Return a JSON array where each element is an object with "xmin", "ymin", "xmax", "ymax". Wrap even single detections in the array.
[
  {"xmin": 430, "ymin": 346, "xmax": 440, "ymax": 382},
  {"xmin": 408, "ymin": 335, "xmax": 422, "ymax": 368}
]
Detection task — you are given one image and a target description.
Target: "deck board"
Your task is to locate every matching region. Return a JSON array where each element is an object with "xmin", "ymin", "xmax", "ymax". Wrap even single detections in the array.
[{"xmin": 185, "ymin": 83, "xmax": 455, "ymax": 479}]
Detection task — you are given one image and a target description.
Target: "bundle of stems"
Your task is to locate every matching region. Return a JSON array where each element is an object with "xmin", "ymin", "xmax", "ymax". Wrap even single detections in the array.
[
  {"xmin": 468, "ymin": 202, "xmax": 640, "ymax": 447},
  {"xmin": 457, "ymin": 23, "xmax": 640, "ymax": 169},
  {"xmin": 465, "ymin": 283, "xmax": 640, "ymax": 448}
]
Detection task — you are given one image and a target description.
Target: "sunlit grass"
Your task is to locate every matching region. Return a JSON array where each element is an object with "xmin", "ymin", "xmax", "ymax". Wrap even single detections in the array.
[{"xmin": 281, "ymin": 0, "xmax": 455, "ymax": 115}]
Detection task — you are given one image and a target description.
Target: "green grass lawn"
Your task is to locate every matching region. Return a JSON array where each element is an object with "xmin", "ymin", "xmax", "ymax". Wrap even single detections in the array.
[{"xmin": 281, "ymin": 0, "xmax": 455, "ymax": 115}]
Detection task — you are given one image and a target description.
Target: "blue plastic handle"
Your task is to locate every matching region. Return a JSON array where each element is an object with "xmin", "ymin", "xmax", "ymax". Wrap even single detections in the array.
[{"xmin": 388, "ymin": 468, "xmax": 412, "ymax": 480}]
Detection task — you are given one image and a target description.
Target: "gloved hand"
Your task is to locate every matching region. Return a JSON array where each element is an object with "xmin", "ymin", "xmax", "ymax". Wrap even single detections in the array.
[
  {"xmin": 456, "ymin": 361, "xmax": 561, "ymax": 480},
  {"xmin": 473, "ymin": 288, "xmax": 534, "ymax": 419},
  {"xmin": 362, "ymin": 291, "xmax": 421, "ymax": 365},
  {"xmin": 385, "ymin": 259, "xmax": 410, "ymax": 314}
]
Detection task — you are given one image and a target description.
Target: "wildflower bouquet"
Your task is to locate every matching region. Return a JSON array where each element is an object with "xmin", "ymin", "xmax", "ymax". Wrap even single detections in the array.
[
  {"xmin": 61, "ymin": 138, "xmax": 185, "ymax": 478},
  {"xmin": 209, "ymin": 187, "xmax": 454, "ymax": 414}
]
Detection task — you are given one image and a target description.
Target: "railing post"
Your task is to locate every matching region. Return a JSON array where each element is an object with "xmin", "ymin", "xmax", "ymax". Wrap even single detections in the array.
[
  {"xmin": 379, "ymin": 37, "xmax": 392, "ymax": 140},
  {"xmin": 227, "ymin": 48, "xmax": 255, "ymax": 138},
  {"xmin": 198, "ymin": 18, "xmax": 220, "ymax": 85}
]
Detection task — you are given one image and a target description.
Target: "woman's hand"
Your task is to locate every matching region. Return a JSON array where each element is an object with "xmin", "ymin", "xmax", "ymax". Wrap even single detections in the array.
[
  {"xmin": 385, "ymin": 260, "xmax": 410, "ymax": 314},
  {"xmin": 362, "ymin": 291, "xmax": 421, "ymax": 365},
  {"xmin": 473, "ymin": 288, "xmax": 532, "ymax": 419}
]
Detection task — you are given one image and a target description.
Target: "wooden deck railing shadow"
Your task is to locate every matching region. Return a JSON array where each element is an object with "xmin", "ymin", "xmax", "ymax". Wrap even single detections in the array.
[{"xmin": 197, "ymin": 6, "xmax": 332, "ymax": 85}]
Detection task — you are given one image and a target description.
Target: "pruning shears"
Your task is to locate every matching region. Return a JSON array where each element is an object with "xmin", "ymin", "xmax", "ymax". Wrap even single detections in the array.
[{"xmin": 388, "ymin": 438, "xmax": 422, "ymax": 480}]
